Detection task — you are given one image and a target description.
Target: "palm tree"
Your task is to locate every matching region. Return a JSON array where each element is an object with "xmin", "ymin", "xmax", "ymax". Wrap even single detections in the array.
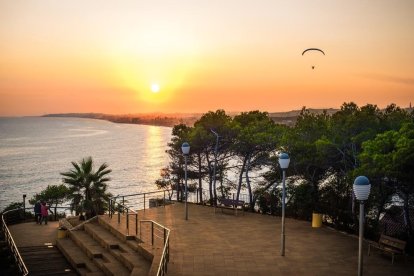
[{"xmin": 61, "ymin": 157, "xmax": 112, "ymax": 218}]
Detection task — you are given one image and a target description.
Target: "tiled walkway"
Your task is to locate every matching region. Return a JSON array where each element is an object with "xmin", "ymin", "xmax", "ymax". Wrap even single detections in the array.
[
  {"xmin": 111, "ymin": 203, "xmax": 413, "ymax": 276},
  {"xmin": 9, "ymin": 204, "xmax": 414, "ymax": 275},
  {"xmin": 9, "ymin": 221, "xmax": 59, "ymax": 247}
]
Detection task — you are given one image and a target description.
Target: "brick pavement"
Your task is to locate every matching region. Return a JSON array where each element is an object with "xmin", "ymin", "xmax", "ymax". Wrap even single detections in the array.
[
  {"xmin": 9, "ymin": 221, "xmax": 59, "ymax": 247},
  {"xmin": 124, "ymin": 203, "xmax": 413, "ymax": 276},
  {"xmin": 9, "ymin": 204, "xmax": 414, "ymax": 275}
]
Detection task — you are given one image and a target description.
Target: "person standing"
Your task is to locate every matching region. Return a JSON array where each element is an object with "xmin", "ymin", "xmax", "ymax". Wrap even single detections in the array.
[
  {"xmin": 40, "ymin": 201, "xmax": 49, "ymax": 225},
  {"xmin": 34, "ymin": 201, "xmax": 41, "ymax": 224}
]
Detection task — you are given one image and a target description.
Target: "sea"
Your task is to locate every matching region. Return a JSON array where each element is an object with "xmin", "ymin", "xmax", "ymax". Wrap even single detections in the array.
[{"xmin": 0, "ymin": 117, "xmax": 172, "ymax": 210}]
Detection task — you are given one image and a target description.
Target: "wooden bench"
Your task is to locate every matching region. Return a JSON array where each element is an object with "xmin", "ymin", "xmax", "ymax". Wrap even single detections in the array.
[
  {"xmin": 368, "ymin": 234, "xmax": 406, "ymax": 264},
  {"xmin": 215, "ymin": 198, "xmax": 245, "ymax": 216}
]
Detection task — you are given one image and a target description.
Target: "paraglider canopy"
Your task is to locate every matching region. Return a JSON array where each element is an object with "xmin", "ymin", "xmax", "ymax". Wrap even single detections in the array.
[
  {"xmin": 302, "ymin": 48, "xmax": 325, "ymax": 69},
  {"xmin": 302, "ymin": 48, "xmax": 325, "ymax": 56}
]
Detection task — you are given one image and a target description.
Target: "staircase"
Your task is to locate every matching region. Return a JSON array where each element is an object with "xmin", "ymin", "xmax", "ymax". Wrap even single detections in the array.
[
  {"xmin": 0, "ymin": 240, "xmax": 18, "ymax": 275},
  {"xmin": 19, "ymin": 245, "xmax": 77, "ymax": 276},
  {"xmin": 57, "ymin": 217, "xmax": 153, "ymax": 276}
]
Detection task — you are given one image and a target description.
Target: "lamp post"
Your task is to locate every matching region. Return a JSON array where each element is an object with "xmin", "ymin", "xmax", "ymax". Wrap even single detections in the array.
[
  {"xmin": 211, "ymin": 129, "xmax": 219, "ymax": 206},
  {"xmin": 182, "ymin": 142, "xmax": 190, "ymax": 220},
  {"xmin": 353, "ymin": 176, "xmax": 371, "ymax": 276},
  {"xmin": 278, "ymin": 153, "xmax": 290, "ymax": 256},
  {"xmin": 22, "ymin": 194, "xmax": 26, "ymax": 221}
]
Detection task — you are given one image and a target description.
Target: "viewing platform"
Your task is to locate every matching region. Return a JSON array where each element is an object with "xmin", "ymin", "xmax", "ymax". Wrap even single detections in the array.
[{"xmin": 8, "ymin": 203, "xmax": 414, "ymax": 275}]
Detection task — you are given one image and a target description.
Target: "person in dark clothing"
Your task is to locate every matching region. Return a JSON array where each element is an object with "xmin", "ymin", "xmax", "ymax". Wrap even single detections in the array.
[{"xmin": 34, "ymin": 201, "xmax": 41, "ymax": 224}]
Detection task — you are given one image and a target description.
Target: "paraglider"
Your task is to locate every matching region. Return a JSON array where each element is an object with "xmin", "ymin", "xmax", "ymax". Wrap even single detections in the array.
[{"xmin": 302, "ymin": 48, "xmax": 325, "ymax": 69}]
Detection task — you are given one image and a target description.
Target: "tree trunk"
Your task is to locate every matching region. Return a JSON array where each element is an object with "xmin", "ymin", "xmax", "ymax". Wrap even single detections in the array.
[
  {"xmin": 205, "ymin": 152, "xmax": 214, "ymax": 204},
  {"xmin": 236, "ymin": 157, "xmax": 247, "ymax": 201},
  {"xmin": 403, "ymin": 192, "xmax": 413, "ymax": 235},
  {"xmin": 245, "ymin": 156, "xmax": 254, "ymax": 211},
  {"xmin": 197, "ymin": 153, "xmax": 203, "ymax": 203},
  {"xmin": 219, "ymin": 169, "xmax": 225, "ymax": 199}
]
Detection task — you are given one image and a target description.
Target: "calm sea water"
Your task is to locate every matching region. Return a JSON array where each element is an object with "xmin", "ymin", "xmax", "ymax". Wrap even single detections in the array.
[{"xmin": 0, "ymin": 117, "xmax": 172, "ymax": 210}]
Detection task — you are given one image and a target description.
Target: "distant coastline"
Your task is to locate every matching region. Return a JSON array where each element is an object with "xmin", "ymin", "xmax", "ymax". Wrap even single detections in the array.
[
  {"xmin": 42, "ymin": 109, "xmax": 341, "ymax": 127},
  {"xmin": 42, "ymin": 113, "xmax": 199, "ymax": 127},
  {"xmin": 42, "ymin": 106, "xmax": 413, "ymax": 127}
]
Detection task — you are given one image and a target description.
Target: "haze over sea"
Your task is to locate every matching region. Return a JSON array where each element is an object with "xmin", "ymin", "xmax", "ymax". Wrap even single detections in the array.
[{"xmin": 0, "ymin": 117, "xmax": 172, "ymax": 210}]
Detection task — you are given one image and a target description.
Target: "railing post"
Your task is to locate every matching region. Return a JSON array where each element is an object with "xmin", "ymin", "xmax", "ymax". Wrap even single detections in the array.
[
  {"xmin": 166, "ymin": 239, "xmax": 170, "ymax": 262},
  {"xmin": 163, "ymin": 191, "xmax": 166, "ymax": 208},
  {"xmin": 164, "ymin": 228, "xmax": 166, "ymax": 245},
  {"xmin": 135, "ymin": 213, "xmax": 138, "ymax": 236},
  {"xmin": 54, "ymin": 206, "xmax": 57, "ymax": 221},
  {"xmin": 22, "ymin": 194, "xmax": 26, "ymax": 221},
  {"xmin": 122, "ymin": 197, "xmax": 125, "ymax": 213},
  {"xmin": 139, "ymin": 221, "xmax": 142, "ymax": 241},
  {"xmin": 151, "ymin": 222, "xmax": 154, "ymax": 245},
  {"xmin": 144, "ymin": 194, "xmax": 146, "ymax": 211},
  {"xmin": 112, "ymin": 200, "xmax": 115, "ymax": 218},
  {"xmin": 126, "ymin": 209, "xmax": 129, "ymax": 235},
  {"xmin": 108, "ymin": 199, "xmax": 111, "ymax": 218},
  {"xmin": 118, "ymin": 208, "xmax": 120, "ymax": 224}
]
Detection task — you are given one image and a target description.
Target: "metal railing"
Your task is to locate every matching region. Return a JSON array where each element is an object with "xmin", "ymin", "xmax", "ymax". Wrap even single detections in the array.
[
  {"xmin": 109, "ymin": 190, "xmax": 172, "ymax": 213},
  {"xmin": 108, "ymin": 189, "xmax": 250, "ymax": 210},
  {"xmin": 24, "ymin": 205, "xmax": 73, "ymax": 219},
  {"xmin": 107, "ymin": 189, "xmax": 250, "ymax": 276},
  {"xmin": 108, "ymin": 199, "xmax": 139, "ymax": 236},
  {"xmin": 108, "ymin": 191, "xmax": 172, "ymax": 276},
  {"xmin": 1, "ymin": 208, "xmax": 28, "ymax": 276},
  {"xmin": 108, "ymin": 200, "xmax": 171, "ymax": 275},
  {"xmin": 0, "ymin": 204, "xmax": 72, "ymax": 276},
  {"xmin": 140, "ymin": 220, "xmax": 170, "ymax": 276}
]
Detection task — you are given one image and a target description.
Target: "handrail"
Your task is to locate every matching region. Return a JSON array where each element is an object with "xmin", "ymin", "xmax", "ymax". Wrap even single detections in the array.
[
  {"xmin": 108, "ymin": 190, "xmax": 172, "ymax": 276},
  {"xmin": 109, "ymin": 190, "xmax": 172, "ymax": 214},
  {"xmin": 140, "ymin": 220, "xmax": 170, "ymax": 276},
  {"xmin": 109, "ymin": 200, "xmax": 139, "ymax": 236},
  {"xmin": 109, "ymin": 189, "xmax": 245, "ymax": 276},
  {"xmin": 108, "ymin": 189, "xmax": 250, "ymax": 209},
  {"xmin": 1, "ymin": 208, "xmax": 29, "ymax": 276},
  {"xmin": 0, "ymin": 205, "xmax": 73, "ymax": 276},
  {"xmin": 111, "ymin": 189, "xmax": 172, "ymax": 200}
]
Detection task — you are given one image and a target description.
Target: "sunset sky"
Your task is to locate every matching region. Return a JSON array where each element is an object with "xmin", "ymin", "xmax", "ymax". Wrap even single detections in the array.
[{"xmin": 1, "ymin": 0, "xmax": 413, "ymax": 116}]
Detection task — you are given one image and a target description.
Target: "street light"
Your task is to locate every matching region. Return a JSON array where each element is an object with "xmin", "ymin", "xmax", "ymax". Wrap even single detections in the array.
[
  {"xmin": 353, "ymin": 176, "xmax": 371, "ymax": 276},
  {"xmin": 278, "ymin": 153, "xmax": 290, "ymax": 256},
  {"xmin": 182, "ymin": 142, "xmax": 190, "ymax": 220},
  {"xmin": 22, "ymin": 194, "xmax": 26, "ymax": 221},
  {"xmin": 211, "ymin": 129, "xmax": 219, "ymax": 206}
]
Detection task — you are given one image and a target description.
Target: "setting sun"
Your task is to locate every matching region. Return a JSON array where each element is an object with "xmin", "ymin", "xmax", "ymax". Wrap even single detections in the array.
[{"xmin": 151, "ymin": 83, "xmax": 160, "ymax": 93}]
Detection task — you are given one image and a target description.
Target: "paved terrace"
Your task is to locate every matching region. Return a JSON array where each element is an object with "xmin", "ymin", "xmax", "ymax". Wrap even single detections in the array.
[
  {"xmin": 9, "ymin": 221, "xmax": 59, "ymax": 247},
  {"xmin": 9, "ymin": 203, "xmax": 414, "ymax": 276},
  {"xmin": 105, "ymin": 203, "xmax": 414, "ymax": 276}
]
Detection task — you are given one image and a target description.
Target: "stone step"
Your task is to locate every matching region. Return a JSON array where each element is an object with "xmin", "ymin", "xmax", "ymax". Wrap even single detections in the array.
[
  {"xmin": 97, "ymin": 215, "xmax": 136, "ymax": 242},
  {"xmin": 70, "ymin": 230, "xmax": 105, "ymax": 258},
  {"xmin": 99, "ymin": 215, "xmax": 163, "ymax": 275},
  {"xmin": 57, "ymin": 237, "xmax": 103, "ymax": 276},
  {"xmin": 19, "ymin": 245, "xmax": 76, "ymax": 275},
  {"xmin": 84, "ymin": 222, "xmax": 151, "ymax": 273},
  {"xmin": 69, "ymin": 230, "xmax": 131, "ymax": 276},
  {"xmin": 85, "ymin": 222, "xmax": 120, "ymax": 248},
  {"xmin": 93, "ymin": 251, "xmax": 130, "ymax": 276},
  {"xmin": 24, "ymin": 267, "xmax": 78, "ymax": 276},
  {"xmin": 98, "ymin": 216, "xmax": 155, "ymax": 261},
  {"xmin": 78, "ymin": 267, "xmax": 105, "ymax": 276},
  {"xmin": 28, "ymin": 270, "xmax": 78, "ymax": 276}
]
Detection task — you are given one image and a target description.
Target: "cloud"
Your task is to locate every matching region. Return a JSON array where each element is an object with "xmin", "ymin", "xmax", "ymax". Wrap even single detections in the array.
[{"xmin": 357, "ymin": 73, "xmax": 414, "ymax": 85}]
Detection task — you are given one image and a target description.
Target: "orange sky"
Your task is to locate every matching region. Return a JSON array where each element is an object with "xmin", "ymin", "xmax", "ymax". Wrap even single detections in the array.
[{"xmin": 1, "ymin": 0, "xmax": 413, "ymax": 116}]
